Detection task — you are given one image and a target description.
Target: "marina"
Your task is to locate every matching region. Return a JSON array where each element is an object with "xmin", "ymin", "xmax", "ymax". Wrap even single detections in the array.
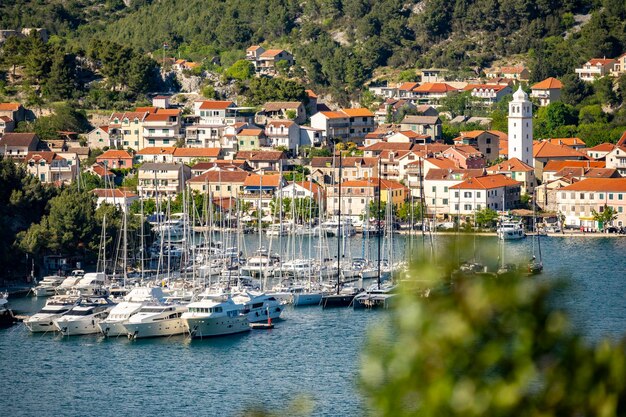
[{"xmin": 2, "ymin": 234, "xmax": 626, "ymax": 416}]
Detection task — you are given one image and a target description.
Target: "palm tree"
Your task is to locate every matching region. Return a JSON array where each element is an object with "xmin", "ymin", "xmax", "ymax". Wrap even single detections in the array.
[{"xmin": 591, "ymin": 204, "xmax": 618, "ymax": 231}]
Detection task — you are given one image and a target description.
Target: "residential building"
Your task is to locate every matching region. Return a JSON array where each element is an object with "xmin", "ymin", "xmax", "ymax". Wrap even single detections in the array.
[
  {"xmin": 91, "ymin": 188, "xmax": 138, "ymax": 213},
  {"xmin": 96, "ymin": 149, "xmax": 134, "ymax": 169},
  {"xmin": 310, "ymin": 111, "xmax": 350, "ymax": 141},
  {"xmin": 326, "ymin": 178, "xmax": 407, "ymax": 222},
  {"xmin": 533, "ymin": 142, "xmax": 590, "ymax": 179},
  {"xmin": 136, "ymin": 147, "xmax": 175, "ymax": 164},
  {"xmin": 172, "ymin": 147, "xmax": 221, "ymax": 165},
  {"xmin": 423, "ymin": 168, "xmax": 484, "ymax": 216},
  {"xmin": 194, "ymin": 100, "xmax": 241, "ymax": 125},
  {"xmin": 375, "ymin": 99, "xmax": 415, "ymax": 124},
  {"xmin": 137, "ymin": 163, "xmax": 191, "ymax": 198},
  {"xmin": 265, "ymin": 120, "xmax": 299, "ymax": 152},
  {"xmin": 400, "ymin": 115, "xmax": 442, "ymax": 141},
  {"xmin": 342, "ymin": 108, "xmax": 376, "ymax": 143},
  {"xmin": 310, "ymin": 156, "xmax": 379, "ymax": 185},
  {"xmin": 544, "ymin": 137, "xmax": 586, "ymax": 150},
  {"xmin": 542, "ymin": 160, "xmax": 605, "ymax": 183},
  {"xmin": 453, "ymin": 130, "xmax": 499, "ymax": 162},
  {"xmin": 88, "ymin": 162, "xmax": 115, "ymax": 182},
  {"xmin": 278, "ymin": 181, "xmax": 326, "ymax": 210},
  {"xmin": 0, "ymin": 115, "xmax": 15, "ymax": 135},
  {"xmin": 464, "ymin": 84, "xmax": 512, "ymax": 104},
  {"xmin": 500, "ymin": 66, "xmax": 530, "ymax": 81},
  {"xmin": 0, "ymin": 102, "xmax": 25, "ymax": 123},
  {"xmin": 441, "ymin": 145, "xmax": 485, "ymax": 169},
  {"xmin": 587, "ymin": 143, "xmax": 616, "ymax": 160},
  {"xmin": 235, "ymin": 150, "xmax": 287, "ymax": 172},
  {"xmin": 246, "ymin": 47, "xmax": 294, "ymax": 75},
  {"xmin": 410, "ymin": 83, "xmax": 458, "ymax": 106},
  {"xmin": 299, "ymin": 126, "xmax": 323, "ymax": 148},
  {"xmin": 604, "ymin": 145, "xmax": 626, "ymax": 176},
  {"xmin": 236, "ymin": 128, "xmax": 266, "ymax": 151},
  {"xmin": 109, "ymin": 111, "xmax": 149, "ymax": 150},
  {"xmin": 142, "ymin": 109, "xmax": 183, "ymax": 148},
  {"xmin": 535, "ymin": 177, "xmax": 575, "ymax": 212},
  {"xmin": 242, "ymin": 174, "xmax": 287, "ymax": 213},
  {"xmin": 152, "ymin": 95, "xmax": 171, "ymax": 109},
  {"xmin": 87, "ymin": 126, "xmax": 119, "ymax": 149},
  {"xmin": 557, "ymin": 178, "xmax": 626, "ymax": 228},
  {"xmin": 24, "ymin": 151, "xmax": 76, "ymax": 184},
  {"xmin": 575, "ymin": 58, "xmax": 615, "ymax": 81},
  {"xmin": 0, "ymin": 132, "xmax": 40, "ymax": 160},
  {"xmin": 448, "ymin": 174, "xmax": 522, "ymax": 216},
  {"xmin": 256, "ymin": 102, "xmax": 305, "ymax": 124},
  {"xmin": 191, "ymin": 160, "xmax": 251, "ymax": 176},
  {"xmin": 486, "ymin": 157, "xmax": 536, "ymax": 194},
  {"xmin": 530, "ymin": 77, "xmax": 563, "ymax": 106},
  {"xmin": 387, "ymin": 130, "xmax": 430, "ymax": 144},
  {"xmin": 188, "ymin": 170, "xmax": 251, "ymax": 197}
]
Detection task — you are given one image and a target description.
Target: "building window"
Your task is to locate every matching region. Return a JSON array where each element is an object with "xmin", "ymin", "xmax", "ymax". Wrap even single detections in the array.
[
  {"xmin": 609, "ymin": 193, "xmax": 614, "ymax": 200},
  {"xmin": 599, "ymin": 193, "xmax": 605, "ymax": 199},
  {"xmin": 432, "ymin": 186, "xmax": 436, "ymax": 192},
  {"xmin": 464, "ymin": 204, "xmax": 472, "ymax": 210},
  {"xmin": 476, "ymin": 192, "xmax": 481, "ymax": 198},
  {"xmin": 444, "ymin": 186, "xmax": 448, "ymax": 192},
  {"xmin": 619, "ymin": 194, "xmax": 623, "ymax": 200},
  {"xmin": 580, "ymin": 193, "xmax": 585, "ymax": 199},
  {"xmin": 454, "ymin": 191, "xmax": 459, "ymax": 198},
  {"xmin": 443, "ymin": 198, "xmax": 448, "ymax": 205},
  {"xmin": 464, "ymin": 192, "xmax": 471, "ymax": 198}
]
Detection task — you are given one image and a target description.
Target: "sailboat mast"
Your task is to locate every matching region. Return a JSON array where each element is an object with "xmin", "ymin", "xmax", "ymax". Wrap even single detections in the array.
[
  {"xmin": 336, "ymin": 150, "xmax": 342, "ymax": 295},
  {"xmin": 377, "ymin": 159, "xmax": 382, "ymax": 290}
]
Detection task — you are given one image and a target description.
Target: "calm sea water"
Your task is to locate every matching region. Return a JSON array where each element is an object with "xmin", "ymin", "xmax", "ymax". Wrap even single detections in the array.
[{"xmin": 2, "ymin": 234, "xmax": 626, "ymax": 417}]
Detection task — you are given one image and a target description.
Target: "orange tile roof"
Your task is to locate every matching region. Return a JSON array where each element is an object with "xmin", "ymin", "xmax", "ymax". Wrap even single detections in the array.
[
  {"xmin": 305, "ymin": 89, "xmax": 318, "ymax": 99},
  {"xmin": 97, "ymin": 150, "xmax": 133, "ymax": 159},
  {"xmin": 24, "ymin": 151, "xmax": 64, "ymax": 164},
  {"xmin": 156, "ymin": 108, "xmax": 181, "ymax": 116},
  {"xmin": 486, "ymin": 157, "xmax": 533, "ymax": 173},
  {"xmin": 243, "ymin": 174, "xmax": 283, "ymax": 187},
  {"xmin": 543, "ymin": 160, "xmax": 605, "ymax": 171},
  {"xmin": 500, "ymin": 66, "xmax": 527, "ymax": 74},
  {"xmin": 198, "ymin": 101, "xmax": 234, "ymax": 110},
  {"xmin": 533, "ymin": 141, "xmax": 589, "ymax": 159},
  {"xmin": 413, "ymin": 83, "xmax": 457, "ymax": 93},
  {"xmin": 238, "ymin": 128, "xmax": 264, "ymax": 136},
  {"xmin": 267, "ymin": 120, "xmax": 295, "ymax": 128},
  {"xmin": 145, "ymin": 113, "xmax": 173, "ymax": 122},
  {"xmin": 425, "ymin": 157, "xmax": 458, "ymax": 169},
  {"xmin": 135, "ymin": 106, "xmax": 158, "ymax": 113},
  {"xmin": 0, "ymin": 102, "xmax": 21, "ymax": 111},
  {"xmin": 189, "ymin": 170, "xmax": 250, "ymax": 184},
  {"xmin": 236, "ymin": 150, "xmax": 285, "ymax": 161},
  {"xmin": 463, "ymin": 84, "xmax": 509, "ymax": 92},
  {"xmin": 260, "ymin": 49, "xmax": 285, "ymax": 58},
  {"xmin": 319, "ymin": 111, "xmax": 348, "ymax": 119},
  {"xmin": 587, "ymin": 143, "xmax": 616, "ymax": 152},
  {"xmin": 531, "ymin": 77, "xmax": 563, "ymax": 90},
  {"xmin": 488, "ymin": 130, "xmax": 508, "ymax": 140},
  {"xmin": 247, "ymin": 45, "xmax": 262, "ymax": 51},
  {"xmin": 341, "ymin": 108, "xmax": 374, "ymax": 117},
  {"xmin": 450, "ymin": 174, "xmax": 520, "ymax": 190},
  {"xmin": 589, "ymin": 59, "xmax": 615, "ymax": 66},
  {"xmin": 364, "ymin": 142, "xmax": 416, "ymax": 151},
  {"xmin": 91, "ymin": 163, "xmax": 114, "ymax": 177},
  {"xmin": 560, "ymin": 178, "xmax": 626, "ymax": 192},
  {"xmin": 545, "ymin": 137, "xmax": 585, "ymax": 147},
  {"xmin": 459, "ymin": 130, "xmax": 490, "ymax": 139},
  {"xmin": 137, "ymin": 147, "xmax": 176, "ymax": 155},
  {"xmin": 293, "ymin": 181, "xmax": 323, "ymax": 196},
  {"xmin": 173, "ymin": 148, "xmax": 220, "ymax": 158},
  {"xmin": 398, "ymin": 82, "xmax": 419, "ymax": 91}
]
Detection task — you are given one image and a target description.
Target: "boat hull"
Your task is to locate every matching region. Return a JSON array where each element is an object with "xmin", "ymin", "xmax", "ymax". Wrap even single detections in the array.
[
  {"xmin": 123, "ymin": 318, "xmax": 186, "ymax": 339},
  {"xmin": 24, "ymin": 315, "xmax": 62, "ymax": 333},
  {"xmin": 322, "ymin": 294, "xmax": 356, "ymax": 308},
  {"xmin": 247, "ymin": 305, "xmax": 283, "ymax": 323},
  {"xmin": 33, "ymin": 287, "xmax": 56, "ymax": 297},
  {"xmin": 184, "ymin": 316, "xmax": 250, "ymax": 338},
  {"xmin": 98, "ymin": 321, "xmax": 128, "ymax": 337},
  {"xmin": 54, "ymin": 318, "xmax": 103, "ymax": 336},
  {"xmin": 293, "ymin": 292, "xmax": 323, "ymax": 306}
]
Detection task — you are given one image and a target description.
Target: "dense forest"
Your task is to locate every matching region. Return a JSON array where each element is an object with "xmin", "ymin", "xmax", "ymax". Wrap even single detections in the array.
[{"xmin": 1, "ymin": 0, "xmax": 625, "ymax": 101}]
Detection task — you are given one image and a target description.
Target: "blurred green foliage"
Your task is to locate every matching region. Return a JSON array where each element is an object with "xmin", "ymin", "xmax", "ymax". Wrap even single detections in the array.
[{"xmin": 360, "ymin": 246, "xmax": 626, "ymax": 416}]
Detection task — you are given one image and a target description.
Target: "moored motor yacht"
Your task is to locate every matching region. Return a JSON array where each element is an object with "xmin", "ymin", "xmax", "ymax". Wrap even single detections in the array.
[
  {"xmin": 24, "ymin": 294, "xmax": 80, "ymax": 333},
  {"xmin": 32, "ymin": 275, "xmax": 65, "ymax": 297},
  {"xmin": 73, "ymin": 272, "xmax": 109, "ymax": 296},
  {"xmin": 238, "ymin": 293, "xmax": 283, "ymax": 323},
  {"xmin": 56, "ymin": 270, "xmax": 85, "ymax": 294},
  {"xmin": 497, "ymin": 219, "xmax": 525, "ymax": 240},
  {"xmin": 53, "ymin": 297, "xmax": 116, "ymax": 336},
  {"xmin": 97, "ymin": 287, "xmax": 166, "ymax": 337},
  {"xmin": 122, "ymin": 304, "xmax": 188, "ymax": 339},
  {"xmin": 182, "ymin": 295, "xmax": 249, "ymax": 338}
]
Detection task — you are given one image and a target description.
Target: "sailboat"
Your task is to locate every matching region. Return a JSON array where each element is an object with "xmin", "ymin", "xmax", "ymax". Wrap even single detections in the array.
[
  {"xmin": 322, "ymin": 151, "xmax": 360, "ymax": 308},
  {"xmin": 527, "ymin": 193, "xmax": 543, "ymax": 275}
]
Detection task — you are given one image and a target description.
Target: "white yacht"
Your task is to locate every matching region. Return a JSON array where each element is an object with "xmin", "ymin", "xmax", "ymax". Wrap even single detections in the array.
[
  {"xmin": 56, "ymin": 270, "xmax": 85, "ymax": 294},
  {"xmin": 73, "ymin": 272, "xmax": 109, "ymax": 296},
  {"xmin": 315, "ymin": 220, "xmax": 357, "ymax": 237},
  {"xmin": 182, "ymin": 295, "xmax": 250, "ymax": 338},
  {"xmin": 237, "ymin": 293, "xmax": 284, "ymax": 323},
  {"xmin": 153, "ymin": 213, "xmax": 188, "ymax": 238},
  {"xmin": 32, "ymin": 275, "xmax": 65, "ymax": 297},
  {"xmin": 266, "ymin": 223, "xmax": 290, "ymax": 236},
  {"xmin": 497, "ymin": 220, "xmax": 525, "ymax": 240},
  {"xmin": 53, "ymin": 297, "xmax": 116, "ymax": 336},
  {"xmin": 122, "ymin": 304, "xmax": 188, "ymax": 339},
  {"xmin": 241, "ymin": 248, "xmax": 280, "ymax": 277},
  {"xmin": 97, "ymin": 287, "xmax": 166, "ymax": 337},
  {"xmin": 24, "ymin": 294, "xmax": 81, "ymax": 333}
]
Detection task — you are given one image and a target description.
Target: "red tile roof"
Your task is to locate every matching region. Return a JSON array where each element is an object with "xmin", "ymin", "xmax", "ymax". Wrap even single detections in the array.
[
  {"xmin": 243, "ymin": 174, "xmax": 283, "ymax": 187},
  {"xmin": 173, "ymin": 148, "xmax": 221, "ymax": 158},
  {"xmin": 560, "ymin": 178, "xmax": 626, "ymax": 192},
  {"xmin": 588, "ymin": 59, "xmax": 615, "ymax": 66},
  {"xmin": 25, "ymin": 151, "xmax": 63, "ymax": 164},
  {"xmin": 531, "ymin": 77, "xmax": 563, "ymax": 90},
  {"xmin": 587, "ymin": 143, "xmax": 616, "ymax": 152},
  {"xmin": 198, "ymin": 101, "xmax": 234, "ymax": 110},
  {"xmin": 543, "ymin": 160, "xmax": 605, "ymax": 171},
  {"xmin": 533, "ymin": 141, "xmax": 589, "ymax": 159},
  {"xmin": 486, "ymin": 157, "xmax": 533, "ymax": 173},
  {"xmin": 341, "ymin": 108, "xmax": 374, "ymax": 117},
  {"xmin": 0, "ymin": 102, "xmax": 21, "ymax": 111},
  {"xmin": 189, "ymin": 170, "xmax": 250, "ymax": 183},
  {"xmin": 450, "ymin": 174, "xmax": 521, "ymax": 190},
  {"xmin": 413, "ymin": 83, "xmax": 457, "ymax": 93},
  {"xmin": 236, "ymin": 150, "xmax": 286, "ymax": 161},
  {"xmin": 91, "ymin": 188, "xmax": 137, "ymax": 198},
  {"xmin": 260, "ymin": 49, "xmax": 286, "ymax": 58},
  {"xmin": 137, "ymin": 147, "xmax": 176, "ymax": 155},
  {"xmin": 97, "ymin": 150, "xmax": 133, "ymax": 160}
]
